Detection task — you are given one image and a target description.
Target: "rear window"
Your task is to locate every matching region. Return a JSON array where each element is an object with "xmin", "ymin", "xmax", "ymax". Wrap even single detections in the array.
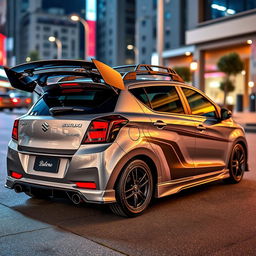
[{"xmin": 29, "ymin": 88, "xmax": 118, "ymax": 116}]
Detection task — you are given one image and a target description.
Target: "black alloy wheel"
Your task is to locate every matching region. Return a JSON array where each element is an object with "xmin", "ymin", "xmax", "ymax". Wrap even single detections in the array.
[
  {"xmin": 226, "ymin": 144, "xmax": 246, "ymax": 183},
  {"xmin": 110, "ymin": 159, "xmax": 153, "ymax": 217}
]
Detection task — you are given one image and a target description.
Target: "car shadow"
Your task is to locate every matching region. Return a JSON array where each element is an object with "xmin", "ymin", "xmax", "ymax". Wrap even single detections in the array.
[{"xmin": 11, "ymin": 177, "xmax": 256, "ymax": 256}]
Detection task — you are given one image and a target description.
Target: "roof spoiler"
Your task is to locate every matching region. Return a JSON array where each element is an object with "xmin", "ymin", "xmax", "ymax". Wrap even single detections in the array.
[{"xmin": 4, "ymin": 59, "xmax": 125, "ymax": 93}]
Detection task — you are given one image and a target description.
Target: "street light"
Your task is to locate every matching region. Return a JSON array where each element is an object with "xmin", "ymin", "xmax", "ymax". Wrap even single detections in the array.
[
  {"xmin": 127, "ymin": 45, "xmax": 138, "ymax": 63},
  {"xmin": 190, "ymin": 60, "xmax": 198, "ymax": 85},
  {"xmin": 70, "ymin": 14, "xmax": 89, "ymax": 60},
  {"xmin": 48, "ymin": 36, "xmax": 62, "ymax": 59}
]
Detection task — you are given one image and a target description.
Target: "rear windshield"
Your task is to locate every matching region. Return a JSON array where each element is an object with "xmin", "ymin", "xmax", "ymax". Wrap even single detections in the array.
[{"xmin": 29, "ymin": 88, "xmax": 118, "ymax": 116}]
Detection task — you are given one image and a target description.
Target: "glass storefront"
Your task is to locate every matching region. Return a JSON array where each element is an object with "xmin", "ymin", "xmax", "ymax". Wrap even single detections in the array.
[
  {"xmin": 204, "ymin": 45, "xmax": 251, "ymax": 108},
  {"xmin": 204, "ymin": 0, "xmax": 256, "ymax": 21}
]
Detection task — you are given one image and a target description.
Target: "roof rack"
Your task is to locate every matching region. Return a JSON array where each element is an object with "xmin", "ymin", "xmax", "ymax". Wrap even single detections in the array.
[{"xmin": 113, "ymin": 64, "xmax": 184, "ymax": 83}]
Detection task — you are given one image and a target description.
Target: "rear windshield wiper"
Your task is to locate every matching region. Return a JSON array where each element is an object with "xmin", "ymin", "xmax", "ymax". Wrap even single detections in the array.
[{"xmin": 49, "ymin": 106, "xmax": 90, "ymax": 115}]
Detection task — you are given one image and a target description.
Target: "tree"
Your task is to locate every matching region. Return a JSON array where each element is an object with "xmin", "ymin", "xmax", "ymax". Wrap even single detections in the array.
[
  {"xmin": 173, "ymin": 66, "xmax": 191, "ymax": 82},
  {"xmin": 217, "ymin": 52, "xmax": 244, "ymax": 106},
  {"xmin": 27, "ymin": 50, "xmax": 40, "ymax": 62}
]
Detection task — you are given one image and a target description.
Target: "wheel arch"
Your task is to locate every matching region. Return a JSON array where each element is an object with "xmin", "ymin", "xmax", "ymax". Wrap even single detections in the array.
[
  {"xmin": 230, "ymin": 137, "xmax": 249, "ymax": 171},
  {"xmin": 106, "ymin": 148, "xmax": 161, "ymax": 196}
]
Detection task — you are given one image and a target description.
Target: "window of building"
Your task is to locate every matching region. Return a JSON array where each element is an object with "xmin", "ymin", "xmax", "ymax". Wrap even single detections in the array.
[
  {"xmin": 165, "ymin": 42, "xmax": 170, "ymax": 49},
  {"xmin": 43, "ymin": 51, "xmax": 50, "ymax": 57},
  {"xmin": 142, "ymin": 47, "xmax": 146, "ymax": 54},
  {"xmin": 182, "ymin": 87, "xmax": 217, "ymax": 118},
  {"xmin": 204, "ymin": 0, "xmax": 256, "ymax": 21},
  {"xmin": 43, "ymin": 43, "xmax": 50, "ymax": 48},
  {"xmin": 142, "ymin": 35, "xmax": 146, "ymax": 41},
  {"xmin": 43, "ymin": 26, "xmax": 50, "ymax": 32},
  {"xmin": 61, "ymin": 28, "xmax": 68, "ymax": 33}
]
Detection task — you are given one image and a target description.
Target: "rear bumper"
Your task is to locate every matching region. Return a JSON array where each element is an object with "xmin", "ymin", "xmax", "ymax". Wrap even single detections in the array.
[{"xmin": 5, "ymin": 176, "xmax": 116, "ymax": 204}]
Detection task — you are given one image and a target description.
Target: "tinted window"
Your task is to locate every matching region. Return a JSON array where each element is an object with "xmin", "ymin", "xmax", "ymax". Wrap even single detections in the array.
[
  {"xmin": 130, "ymin": 87, "xmax": 150, "ymax": 107},
  {"xmin": 182, "ymin": 88, "xmax": 217, "ymax": 118},
  {"xmin": 30, "ymin": 89, "xmax": 118, "ymax": 116},
  {"xmin": 145, "ymin": 86, "xmax": 184, "ymax": 114}
]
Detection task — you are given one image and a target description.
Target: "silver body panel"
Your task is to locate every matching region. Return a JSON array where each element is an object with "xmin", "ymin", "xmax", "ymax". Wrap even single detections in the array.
[{"xmin": 6, "ymin": 80, "xmax": 248, "ymax": 204}]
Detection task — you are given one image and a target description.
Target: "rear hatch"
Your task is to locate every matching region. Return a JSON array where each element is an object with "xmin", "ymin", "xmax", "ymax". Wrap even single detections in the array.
[
  {"xmin": 18, "ymin": 86, "xmax": 119, "ymax": 154},
  {"xmin": 4, "ymin": 59, "xmax": 125, "ymax": 154}
]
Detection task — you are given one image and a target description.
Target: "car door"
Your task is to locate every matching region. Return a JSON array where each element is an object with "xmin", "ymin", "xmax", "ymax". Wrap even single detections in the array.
[
  {"xmin": 131, "ymin": 84, "xmax": 199, "ymax": 180},
  {"xmin": 180, "ymin": 87, "xmax": 229, "ymax": 173}
]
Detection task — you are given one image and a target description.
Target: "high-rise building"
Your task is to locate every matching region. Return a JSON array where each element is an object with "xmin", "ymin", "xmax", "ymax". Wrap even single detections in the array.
[
  {"xmin": 136, "ymin": 0, "xmax": 188, "ymax": 64},
  {"xmin": 96, "ymin": 0, "xmax": 135, "ymax": 66},
  {"xmin": 6, "ymin": 0, "xmax": 86, "ymax": 65}
]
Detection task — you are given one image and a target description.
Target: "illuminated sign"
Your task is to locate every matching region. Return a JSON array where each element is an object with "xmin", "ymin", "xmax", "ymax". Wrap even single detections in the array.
[
  {"xmin": 0, "ymin": 33, "xmax": 6, "ymax": 66},
  {"xmin": 86, "ymin": 0, "xmax": 96, "ymax": 58}
]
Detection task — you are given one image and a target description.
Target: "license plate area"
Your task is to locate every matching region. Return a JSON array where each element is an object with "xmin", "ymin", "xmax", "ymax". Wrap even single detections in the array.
[{"xmin": 34, "ymin": 156, "xmax": 60, "ymax": 173}]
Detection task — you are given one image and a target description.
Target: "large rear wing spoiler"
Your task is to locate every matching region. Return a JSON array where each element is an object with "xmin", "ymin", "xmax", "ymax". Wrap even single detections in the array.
[{"xmin": 4, "ymin": 59, "xmax": 125, "ymax": 93}]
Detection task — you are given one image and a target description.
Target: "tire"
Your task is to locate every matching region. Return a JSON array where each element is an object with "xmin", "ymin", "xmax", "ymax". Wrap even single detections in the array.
[
  {"xmin": 225, "ymin": 143, "xmax": 246, "ymax": 184},
  {"xmin": 110, "ymin": 159, "xmax": 153, "ymax": 217}
]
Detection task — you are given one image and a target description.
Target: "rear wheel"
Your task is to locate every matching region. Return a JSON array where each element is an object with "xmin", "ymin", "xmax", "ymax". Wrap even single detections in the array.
[
  {"xmin": 110, "ymin": 159, "xmax": 153, "ymax": 217},
  {"xmin": 225, "ymin": 144, "xmax": 246, "ymax": 184}
]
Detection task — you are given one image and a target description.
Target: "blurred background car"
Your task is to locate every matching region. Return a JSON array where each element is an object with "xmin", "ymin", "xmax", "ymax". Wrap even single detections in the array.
[{"xmin": 0, "ymin": 91, "xmax": 32, "ymax": 111}]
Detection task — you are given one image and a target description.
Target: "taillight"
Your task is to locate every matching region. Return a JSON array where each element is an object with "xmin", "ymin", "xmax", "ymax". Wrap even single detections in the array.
[
  {"xmin": 0, "ymin": 97, "xmax": 2, "ymax": 102},
  {"xmin": 82, "ymin": 116, "xmax": 128, "ymax": 144},
  {"xmin": 12, "ymin": 120, "xmax": 19, "ymax": 141},
  {"xmin": 11, "ymin": 98, "xmax": 20, "ymax": 104},
  {"xmin": 25, "ymin": 98, "xmax": 32, "ymax": 104}
]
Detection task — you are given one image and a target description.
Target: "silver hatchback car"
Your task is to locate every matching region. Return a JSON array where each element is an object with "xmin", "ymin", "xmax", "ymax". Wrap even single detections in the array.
[{"xmin": 5, "ymin": 59, "xmax": 249, "ymax": 217}]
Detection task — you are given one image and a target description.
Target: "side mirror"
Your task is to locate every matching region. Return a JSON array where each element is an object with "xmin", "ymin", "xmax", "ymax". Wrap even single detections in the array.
[{"xmin": 221, "ymin": 108, "xmax": 232, "ymax": 120}]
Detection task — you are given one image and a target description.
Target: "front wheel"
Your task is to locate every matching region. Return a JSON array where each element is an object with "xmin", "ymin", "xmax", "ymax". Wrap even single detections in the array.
[
  {"xmin": 225, "ymin": 144, "xmax": 246, "ymax": 184},
  {"xmin": 110, "ymin": 159, "xmax": 153, "ymax": 217}
]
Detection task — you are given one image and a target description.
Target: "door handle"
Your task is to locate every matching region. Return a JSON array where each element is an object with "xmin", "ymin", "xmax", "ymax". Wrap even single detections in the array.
[
  {"xmin": 197, "ymin": 124, "xmax": 206, "ymax": 131},
  {"xmin": 153, "ymin": 120, "xmax": 167, "ymax": 129}
]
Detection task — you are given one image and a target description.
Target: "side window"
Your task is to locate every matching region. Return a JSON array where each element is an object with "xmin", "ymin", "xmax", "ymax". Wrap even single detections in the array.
[
  {"xmin": 130, "ymin": 87, "xmax": 150, "ymax": 107},
  {"xmin": 182, "ymin": 88, "xmax": 217, "ymax": 118},
  {"xmin": 145, "ymin": 86, "xmax": 184, "ymax": 114}
]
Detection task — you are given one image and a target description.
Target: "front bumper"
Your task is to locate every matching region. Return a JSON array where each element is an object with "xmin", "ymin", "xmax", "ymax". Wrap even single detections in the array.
[{"xmin": 6, "ymin": 176, "xmax": 116, "ymax": 204}]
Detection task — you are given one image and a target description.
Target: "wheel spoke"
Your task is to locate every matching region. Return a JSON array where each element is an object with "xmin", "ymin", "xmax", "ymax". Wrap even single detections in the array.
[
  {"xmin": 125, "ymin": 187, "xmax": 134, "ymax": 194},
  {"xmin": 125, "ymin": 191, "xmax": 134, "ymax": 200},
  {"xmin": 134, "ymin": 193, "xmax": 138, "ymax": 208},
  {"xmin": 140, "ymin": 179, "xmax": 149, "ymax": 188},
  {"xmin": 138, "ymin": 190, "xmax": 146, "ymax": 201},
  {"xmin": 135, "ymin": 168, "xmax": 138, "ymax": 182},
  {"xmin": 131, "ymin": 171, "xmax": 136, "ymax": 184},
  {"xmin": 231, "ymin": 161, "xmax": 237, "ymax": 168},
  {"xmin": 139, "ymin": 173, "xmax": 147, "ymax": 184},
  {"xmin": 239, "ymin": 154, "xmax": 245, "ymax": 164}
]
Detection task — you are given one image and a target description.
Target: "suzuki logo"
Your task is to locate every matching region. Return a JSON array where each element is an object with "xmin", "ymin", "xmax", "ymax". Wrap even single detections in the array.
[{"xmin": 42, "ymin": 122, "xmax": 49, "ymax": 132}]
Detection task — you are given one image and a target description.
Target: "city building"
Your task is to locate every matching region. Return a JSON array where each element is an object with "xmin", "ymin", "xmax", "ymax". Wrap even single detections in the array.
[
  {"xmin": 6, "ymin": 0, "xmax": 87, "ymax": 65},
  {"xmin": 136, "ymin": 0, "xmax": 188, "ymax": 64},
  {"xmin": 96, "ymin": 0, "xmax": 135, "ymax": 66},
  {"xmin": 19, "ymin": 11, "xmax": 80, "ymax": 62},
  {"xmin": 161, "ymin": 0, "xmax": 256, "ymax": 109}
]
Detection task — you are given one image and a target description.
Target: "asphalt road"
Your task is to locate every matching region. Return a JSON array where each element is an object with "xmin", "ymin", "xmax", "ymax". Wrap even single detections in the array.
[{"xmin": 0, "ymin": 109, "xmax": 256, "ymax": 256}]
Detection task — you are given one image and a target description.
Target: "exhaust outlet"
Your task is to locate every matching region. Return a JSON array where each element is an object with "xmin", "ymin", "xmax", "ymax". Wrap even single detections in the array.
[
  {"xmin": 71, "ymin": 193, "xmax": 82, "ymax": 205},
  {"xmin": 14, "ymin": 184, "xmax": 23, "ymax": 193}
]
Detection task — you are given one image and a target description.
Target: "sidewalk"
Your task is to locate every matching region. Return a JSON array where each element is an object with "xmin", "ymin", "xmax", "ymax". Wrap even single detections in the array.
[
  {"xmin": 0, "ymin": 203, "xmax": 123, "ymax": 256},
  {"xmin": 232, "ymin": 111, "xmax": 256, "ymax": 126}
]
